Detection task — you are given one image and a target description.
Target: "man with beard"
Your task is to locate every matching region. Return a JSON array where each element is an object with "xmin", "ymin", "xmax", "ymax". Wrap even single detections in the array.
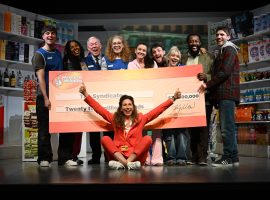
[
  {"xmin": 150, "ymin": 42, "xmax": 168, "ymax": 67},
  {"xmin": 198, "ymin": 27, "xmax": 240, "ymax": 167},
  {"xmin": 181, "ymin": 33, "xmax": 214, "ymax": 166}
]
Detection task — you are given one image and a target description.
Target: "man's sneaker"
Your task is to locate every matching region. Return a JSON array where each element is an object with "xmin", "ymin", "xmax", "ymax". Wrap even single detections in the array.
[
  {"xmin": 65, "ymin": 160, "xmax": 78, "ymax": 166},
  {"xmin": 198, "ymin": 160, "xmax": 208, "ymax": 166},
  {"xmin": 76, "ymin": 159, "xmax": 84, "ymax": 165},
  {"xmin": 166, "ymin": 160, "xmax": 176, "ymax": 166},
  {"xmin": 232, "ymin": 157, "xmax": 239, "ymax": 167},
  {"xmin": 212, "ymin": 157, "xmax": 233, "ymax": 167},
  {"xmin": 127, "ymin": 161, "xmax": 141, "ymax": 170},
  {"xmin": 88, "ymin": 159, "xmax": 100, "ymax": 165},
  {"xmin": 176, "ymin": 160, "xmax": 186, "ymax": 166},
  {"xmin": 40, "ymin": 161, "xmax": 50, "ymax": 167},
  {"xmin": 108, "ymin": 160, "xmax": 125, "ymax": 170},
  {"xmin": 186, "ymin": 160, "xmax": 196, "ymax": 165}
]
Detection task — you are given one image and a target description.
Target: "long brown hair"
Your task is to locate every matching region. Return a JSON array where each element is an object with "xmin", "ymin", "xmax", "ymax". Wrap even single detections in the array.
[
  {"xmin": 113, "ymin": 95, "xmax": 138, "ymax": 129},
  {"xmin": 105, "ymin": 35, "xmax": 131, "ymax": 62}
]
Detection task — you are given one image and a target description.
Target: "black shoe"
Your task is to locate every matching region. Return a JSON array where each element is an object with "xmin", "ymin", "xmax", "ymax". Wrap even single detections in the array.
[
  {"xmin": 211, "ymin": 157, "xmax": 232, "ymax": 167},
  {"xmin": 76, "ymin": 159, "xmax": 84, "ymax": 165},
  {"xmin": 232, "ymin": 157, "xmax": 239, "ymax": 167},
  {"xmin": 72, "ymin": 157, "xmax": 84, "ymax": 166},
  {"xmin": 88, "ymin": 159, "xmax": 100, "ymax": 165},
  {"xmin": 58, "ymin": 161, "xmax": 65, "ymax": 166},
  {"xmin": 198, "ymin": 159, "xmax": 208, "ymax": 166}
]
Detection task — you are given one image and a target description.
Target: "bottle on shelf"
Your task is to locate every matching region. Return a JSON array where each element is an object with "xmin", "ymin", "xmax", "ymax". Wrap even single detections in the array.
[
  {"xmin": 17, "ymin": 70, "xmax": 23, "ymax": 88},
  {"xmin": 3, "ymin": 68, "xmax": 10, "ymax": 87},
  {"xmin": 10, "ymin": 71, "xmax": 16, "ymax": 88}
]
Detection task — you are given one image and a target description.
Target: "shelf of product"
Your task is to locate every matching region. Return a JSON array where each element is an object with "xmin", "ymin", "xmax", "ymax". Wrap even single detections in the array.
[
  {"xmin": 237, "ymin": 124, "xmax": 269, "ymax": 145},
  {"xmin": 240, "ymin": 100, "xmax": 270, "ymax": 105},
  {"xmin": 0, "ymin": 86, "xmax": 23, "ymax": 92},
  {"xmin": 0, "ymin": 86, "xmax": 23, "ymax": 96},
  {"xmin": 0, "ymin": 4, "xmax": 78, "ymax": 158},
  {"xmin": 241, "ymin": 79, "xmax": 270, "ymax": 86},
  {"xmin": 208, "ymin": 7, "xmax": 270, "ymax": 155},
  {"xmin": 0, "ymin": 30, "xmax": 43, "ymax": 45},
  {"xmin": 0, "ymin": 59, "xmax": 33, "ymax": 71},
  {"xmin": 236, "ymin": 104, "xmax": 269, "ymax": 120},
  {"xmin": 240, "ymin": 87, "xmax": 270, "ymax": 104},
  {"xmin": 0, "ymin": 73, "xmax": 37, "ymax": 98},
  {"xmin": 240, "ymin": 58, "xmax": 270, "ymax": 68},
  {"xmin": 231, "ymin": 30, "xmax": 270, "ymax": 43},
  {"xmin": 0, "ymin": 68, "xmax": 31, "ymax": 96},
  {"xmin": 236, "ymin": 121, "xmax": 270, "ymax": 124}
]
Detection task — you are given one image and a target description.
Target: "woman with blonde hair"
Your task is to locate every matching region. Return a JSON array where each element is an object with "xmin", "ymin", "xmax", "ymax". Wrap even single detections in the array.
[{"xmin": 165, "ymin": 46, "xmax": 182, "ymax": 67}]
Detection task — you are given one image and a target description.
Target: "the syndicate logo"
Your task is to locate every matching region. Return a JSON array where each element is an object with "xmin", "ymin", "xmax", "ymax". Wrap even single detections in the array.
[{"xmin": 52, "ymin": 72, "xmax": 83, "ymax": 89}]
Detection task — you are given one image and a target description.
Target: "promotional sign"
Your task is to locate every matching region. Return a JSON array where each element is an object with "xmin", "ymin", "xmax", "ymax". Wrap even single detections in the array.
[
  {"xmin": 22, "ymin": 101, "xmax": 38, "ymax": 161},
  {"xmin": 49, "ymin": 65, "xmax": 206, "ymax": 133}
]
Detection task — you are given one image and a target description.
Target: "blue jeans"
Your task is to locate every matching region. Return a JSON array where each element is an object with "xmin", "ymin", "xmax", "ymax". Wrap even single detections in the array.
[
  {"xmin": 219, "ymin": 100, "xmax": 238, "ymax": 159},
  {"xmin": 163, "ymin": 128, "xmax": 190, "ymax": 162}
]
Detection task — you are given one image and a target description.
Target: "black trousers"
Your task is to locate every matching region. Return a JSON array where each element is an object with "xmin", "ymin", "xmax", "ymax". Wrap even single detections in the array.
[
  {"xmin": 58, "ymin": 132, "xmax": 82, "ymax": 165},
  {"xmin": 89, "ymin": 131, "xmax": 114, "ymax": 161},
  {"xmin": 36, "ymin": 95, "xmax": 53, "ymax": 164}
]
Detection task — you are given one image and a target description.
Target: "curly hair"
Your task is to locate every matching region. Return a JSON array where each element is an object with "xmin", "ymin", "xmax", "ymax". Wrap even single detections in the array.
[
  {"xmin": 105, "ymin": 35, "xmax": 131, "ymax": 62},
  {"xmin": 113, "ymin": 95, "xmax": 138, "ymax": 129}
]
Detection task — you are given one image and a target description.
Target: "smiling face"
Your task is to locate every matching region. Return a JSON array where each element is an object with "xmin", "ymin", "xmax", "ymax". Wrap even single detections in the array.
[
  {"xmin": 135, "ymin": 44, "xmax": 147, "ymax": 60},
  {"xmin": 215, "ymin": 29, "xmax": 230, "ymax": 46},
  {"xmin": 121, "ymin": 98, "xmax": 134, "ymax": 117},
  {"xmin": 152, "ymin": 46, "xmax": 165, "ymax": 64},
  {"xmin": 168, "ymin": 53, "xmax": 180, "ymax": 66},
  {"xmin": 188, "ymin": 35, "xmax": 201, "ymax": 55},
  {"xmin": 69, "ymin": 41, "xmax": 81, "ymax": 57},
  {"xmin": 42, "ymin": 30, "xmax": 57, "ymax": 46},
  {"xmin": 112, "ymin": 36, "xmax": 124, "ymax": 55},
  {"xmin": 87, "ymin": 37, "xmax": 102, "ymax": 57}
]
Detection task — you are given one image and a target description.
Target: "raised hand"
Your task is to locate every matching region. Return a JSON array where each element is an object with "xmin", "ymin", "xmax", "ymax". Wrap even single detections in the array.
[
  {"xmin": 173, "ymin": 88, "xmax": 181, "ymax": 101},
  {"xmin": 79, "ymin": 83, "xmax": 88, "ymax": 97}
]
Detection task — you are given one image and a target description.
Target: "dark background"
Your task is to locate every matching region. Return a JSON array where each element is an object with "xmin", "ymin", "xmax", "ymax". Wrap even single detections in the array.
[{"xmin": 0, "ymin": 1, "xmax": 269, "ymax": 14}]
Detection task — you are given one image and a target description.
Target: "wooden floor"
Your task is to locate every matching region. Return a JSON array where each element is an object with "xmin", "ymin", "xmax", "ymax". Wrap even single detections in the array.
[{"xmin": 0, "ymin": 155, "xmax": 270, "ymax": 194}]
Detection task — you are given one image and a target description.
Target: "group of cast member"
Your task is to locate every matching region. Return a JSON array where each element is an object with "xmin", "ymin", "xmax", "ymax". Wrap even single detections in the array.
[{"xmin": 33, "ymin": 25, "xmax": 240, "ymax": 170}]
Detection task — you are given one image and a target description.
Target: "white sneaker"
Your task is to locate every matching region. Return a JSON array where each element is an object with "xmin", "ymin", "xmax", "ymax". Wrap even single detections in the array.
[
  {"xmin": 127, "ymin": 161, "xmax": 141, "ymax": 170},
  {"xmin": 108, "ymin": 160, "xmax": 125, "ymax": 170},
  {"xmin": 40, "ymin": 161, "xmax": 50, "ymax": 167},
  {"xmin": 65, "ymin": 160, "xmax": 78, "ymax": 166}
]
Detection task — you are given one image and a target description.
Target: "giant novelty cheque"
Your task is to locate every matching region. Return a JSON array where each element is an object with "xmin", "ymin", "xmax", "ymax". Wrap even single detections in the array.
[{"xmin": 49, "ymin": 65, "xmax": 206, "ymax": 133}]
